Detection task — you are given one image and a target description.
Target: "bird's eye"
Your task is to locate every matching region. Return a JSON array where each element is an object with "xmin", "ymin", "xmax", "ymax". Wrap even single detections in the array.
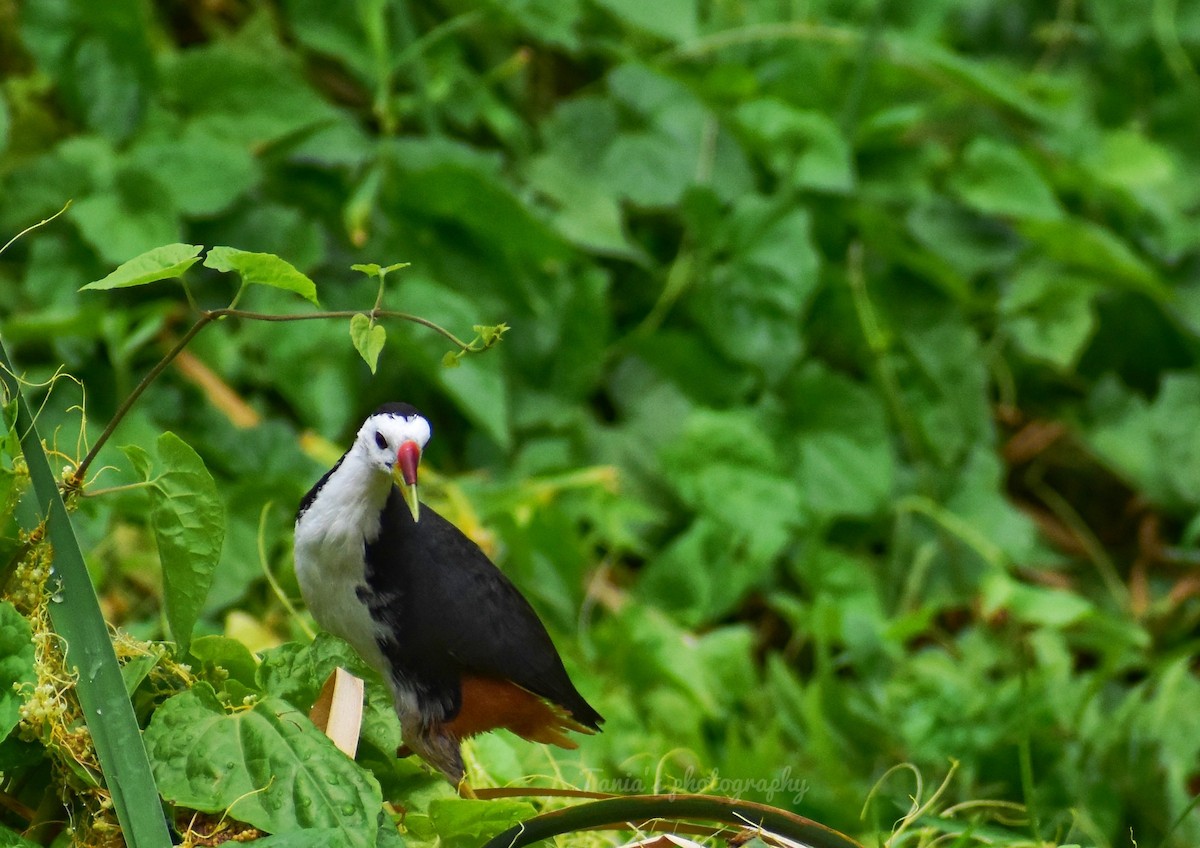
[{"xmin": 374, "ymin": 432, "xmax": 388, "ymax": 450}]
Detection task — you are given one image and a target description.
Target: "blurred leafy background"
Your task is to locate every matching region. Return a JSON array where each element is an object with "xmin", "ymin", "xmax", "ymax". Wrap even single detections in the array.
[{"xmin": 2, "ymin": 0, "xmax": 1200, "ymax": 846}]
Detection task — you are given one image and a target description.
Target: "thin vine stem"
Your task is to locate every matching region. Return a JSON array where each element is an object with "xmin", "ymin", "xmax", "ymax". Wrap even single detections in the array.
[
  {"xmin": 71, "ymin": 311, "xmax": 217, "ymax": 488},
  {"xmin": 69, "ymin": 306, "xmax": 478, "ymax": 487},
  {"xmin": 214, "ymin": 308, "xmax": 476, "ymax": 348}
]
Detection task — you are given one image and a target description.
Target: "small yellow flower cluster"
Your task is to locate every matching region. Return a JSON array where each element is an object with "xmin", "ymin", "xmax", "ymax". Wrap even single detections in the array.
[
  {"xmin": 6, "ymin": 534, "xmax": 53, "ymax": 614},
  {"xmin": 17, "ymin": 679, "xmax": 68, "ymax": 739},
  {"xmin": 16, "ymin": 615, "xmax": 73, "ymax": 745}
]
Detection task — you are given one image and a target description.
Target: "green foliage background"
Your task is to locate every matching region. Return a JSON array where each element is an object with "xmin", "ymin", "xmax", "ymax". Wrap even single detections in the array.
[{"xmin": 2, "ymin": 1, "xmax": 1200, "ymax": 846}]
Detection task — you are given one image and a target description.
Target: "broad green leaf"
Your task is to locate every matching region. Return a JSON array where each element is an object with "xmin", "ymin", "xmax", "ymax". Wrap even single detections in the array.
[
  {"xmin": 0, "ymin": 823, "xmax": 41, "ymax": 848},
  {"xmin": 784, "ymin": 364, "xmax": 895, "ymax": 518},
  {"xmin": 81, "ymin": 243, "xmax": 202, "ymax": 291},
  {"xmin": 982, "ymin": 574, "xmax": 1094, "ymax": 627},
  {"xmin": 258, "ymin": 634, "xmax": 401, "ymax": 756},
  {"xmin": 119, "ymin": 651, "xmax": 161, "ymax": 697},
  {"xmin": 152, "ymin": 433, "xmax": 224, "ymax": 651},
  {"xmin": 525, "ymin": 98, "xmax": 644, "ymax": 260},
  {"xmin": 189, "ymin": 635, "xmax": 259, "ymax": 688},
  {"xmin": 159, "ymin": 39, "xmax": 339, "ymax": 147},
  {"xmin": 20, "ymin": 0, "xmax": 153, "ymax": 141},
  {"xmin": 121, "ymin": 442, "xmax": 154, "ymax": 479},
  {"xmin": 428, "ymin": 798, "xmax": 536, "ymax": 848},
  {"xmin": 204, "ymin": 246, "xmax": 319, "ymax": 305},
  {"xmin": 123, "ymin": 433, "xmax": 225, "ymax": 651},
  {"xmin": 689, "ymin": 199, "xmax": 819, "ymax": 378},
  {"xmin": 648, "ymin": 410, "xmax": 803, "ymax": 622},
  {"xmin": 950, "ymin": 138, "xmax": 1062, "ymax": 222},
  {"xmin": 349, "ymin": 313, "xmax": 387, "ymax": 374},
  {"xmin": 144, "ymin": 683, "xmax": 382, "ymax": 846},
  {"xmin": 1000, "ymin": 264, "xmax": 1097, "ymax": 369},
  {"xmin": 604, "ymin": 65, "xmax": 752, "ymax": 204},
  {"xmin": 1019, "ymin": 217, "xmax": 1168, "ymax": 300},
  {"xmin": 589, "ymin": 0, "xmax": 697, "ymax": 42},
  {"xmin": 906, "ymin": 200, "xmax": 1021, "ymax": 278},
  {"xmin": 380, "ymin": 137, "xmax": 568, "ymax": 264},
  {"xmin": 1084, "ymin": 129, "xmax": 1175, "ymax": 192},
  {"xmin": 896, "ymin": 37, "xmax": 1054, "ymax": 124},
  {"xmin": 895, "ymin": 313, "xmax": 993, "ymax": 469},
  {"xmin": 1087, "ymin": 373, "xmax": 1200, "ymax": 511},
  {"xmin": 71, "ymin": 172, "xmax": 183, "ymax": 265},
  {"xmin": 130, "ymin": 127, "xmax": 259, "ymax": 217},
  {"xmin": 945, "ymin": 448, "xmax": 1040, "ymax": 566},
  {"xmin": 735, "ymin": 99, "xmax": 855, "ymax": 194},
  {"xmin": 0, "ymin": 601, "xmax": 35, "ymax": 740}
]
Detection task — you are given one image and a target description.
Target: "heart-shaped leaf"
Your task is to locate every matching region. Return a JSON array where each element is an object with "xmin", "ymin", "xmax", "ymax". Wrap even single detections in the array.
[{"xmin": 349, "ymin": 313, "xmax": 387, "ymax": 373}]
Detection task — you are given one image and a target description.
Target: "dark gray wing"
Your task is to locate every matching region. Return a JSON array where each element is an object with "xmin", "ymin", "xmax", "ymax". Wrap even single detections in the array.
[{"xmin": 364, "ymin": 488, "xmax": 603, "ymax": 729}]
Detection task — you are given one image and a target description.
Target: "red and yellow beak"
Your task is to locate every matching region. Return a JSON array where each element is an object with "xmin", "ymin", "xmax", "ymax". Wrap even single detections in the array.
[{"xmin": 394, "ymin": 440, "xmax": 421, "ymax": 521}]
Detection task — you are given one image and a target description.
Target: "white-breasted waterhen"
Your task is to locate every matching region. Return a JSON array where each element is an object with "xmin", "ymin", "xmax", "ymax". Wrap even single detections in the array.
[{"xmin": 293, "ymin": 402, "xmax": 603, "ymax": 791}]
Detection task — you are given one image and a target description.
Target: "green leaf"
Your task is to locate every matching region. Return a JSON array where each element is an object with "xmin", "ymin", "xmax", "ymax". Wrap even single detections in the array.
[
  {"xmin": 0, "ymin": 601, "xmax": 35, "ymax": 740},
  {"xmin": 257, "ymin": 634, "xmax": 401, "ymax": 756},
  {"xmin": 1087, "ymin": 373, "xmax": 1200, "ymax": 511},
  {"xmin": 144, "ymin": 683, "xmax": 382, "ymax": 846},
  {"xmin": 982, "ymin": 574, "xmax": 1094, "ymax": 627},
  {"xmin": 950, "ymin": 138, "xmax": 1062, "ymax": 222},
  {"xmin": 204, "ymin": 246, "xmax": 320, "ymax": 305},
  {"xmin": 647, "ymin": 410, "xmax": 804, "ymax": 623},
  {"xmin": 0, "ymin": 823, "xmax": 41, "ymax": 848},
  {"xmin": 1000, "ymin": 264, "xmax": 1097, "ymax": 368},
  {"xmin": 80, "ymin": 243, "xmax": 203, "ymax": 291},
  {"xmin": 689, "ymin": 199, "xmax": 819, "ymax": 378},
  {"xmin": 589, "ymin": 0, "xmax": 698, "ymax": 41},
  {"xmin": 1084, "ymin": 129, "xmax": 1176, "ymax": 192},
  {"xmin": 735, "ymin": 99, "xmax": 856, "ymax": 194},
  {"xmin": 350, "ymin": 262, "xmax": 409, "ymax": 279},
  {"xmin": 189, "ymin": 635, "xmax": 259, "ymax": 689},
  {"xmin": 130, "ymin": 127, "xmax": 260, "ymax": 217},
  {"xmin": 123, "ymin": 432, "xmax": 225, "ymax": 651},
  {"xmin": 782, "ymin": 364, "xmax": 895, "ymax": 519},
  {"xmin": 71, "ymin": 171, "xmax": 183, "ymax": 265},
  {"xmin": 159, "ymin": 37, "xmax": 339, "ymax": 147},
  {"xmin": 349, "ymin": 314, "xmax": 387, "ymax": 374},
  {"xmin": 525, "ymin": 97, "xmax": 646, "ymax": 260},
  {"xmin": 428, "ymin": 798, "xmax": 536, "ymax": 848},
  {"xmin": 1019, "ymin": 217, "xmax": 1168, "ymax": 300}
]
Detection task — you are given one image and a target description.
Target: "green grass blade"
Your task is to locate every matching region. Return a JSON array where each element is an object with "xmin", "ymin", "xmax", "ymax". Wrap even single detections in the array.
[
  {"xmin": 479, "ymin": 793, "xmax": 866, "ymax": 848},
  {"xmin": 0, "ymin": 338, "xmax": 173, "ymax": 848}
]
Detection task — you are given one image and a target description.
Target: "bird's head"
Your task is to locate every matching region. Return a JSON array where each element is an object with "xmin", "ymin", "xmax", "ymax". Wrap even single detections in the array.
[{"xmin": 357, "ymin": 403, "xmax": 431, "ymax": 522}]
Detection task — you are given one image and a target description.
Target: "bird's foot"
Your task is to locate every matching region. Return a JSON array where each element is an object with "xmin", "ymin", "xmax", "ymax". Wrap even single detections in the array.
[
  {"xmin": 456, "ymin": 776, "xmax": 477, "ymax": 799},
  {"xmin": 396, "ymin": 743, "xmax": 413, "ymax": 758}
]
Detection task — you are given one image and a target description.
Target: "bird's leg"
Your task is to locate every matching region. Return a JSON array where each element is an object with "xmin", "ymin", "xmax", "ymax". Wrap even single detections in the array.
[
  {"xmin": 402, "ymin": 717, "xmax": 470, "ymax": 790},
  {"xmin": 456, "ymin": 777, "xmax": 477, "ymax": 799}
]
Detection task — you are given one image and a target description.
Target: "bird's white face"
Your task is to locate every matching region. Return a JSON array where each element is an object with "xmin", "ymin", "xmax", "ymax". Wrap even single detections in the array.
[
  {"xmin": 358, "ymin": 412, "xmax": 431, "ymax": 474},
  {"xmin": 357, "ymin": 411, "xmax": 431, "ymax": 520}
]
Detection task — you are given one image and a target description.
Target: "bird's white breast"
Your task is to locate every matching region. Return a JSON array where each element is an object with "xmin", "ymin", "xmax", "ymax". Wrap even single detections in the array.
[{"xmin": 293, "ymin": 452, "xmax": 393, "ymax": 676}]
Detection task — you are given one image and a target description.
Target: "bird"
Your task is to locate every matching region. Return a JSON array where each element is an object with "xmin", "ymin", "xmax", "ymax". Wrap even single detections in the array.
[{"xmin": 293, "ymin": 402, "xmax": 603, "ymax": 792}]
